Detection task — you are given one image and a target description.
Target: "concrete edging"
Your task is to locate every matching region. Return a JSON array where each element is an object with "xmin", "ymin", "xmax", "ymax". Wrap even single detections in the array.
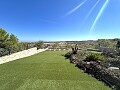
[{"xmin": 0, "ymin": 47, "xmax": 48, "ymax": 64}]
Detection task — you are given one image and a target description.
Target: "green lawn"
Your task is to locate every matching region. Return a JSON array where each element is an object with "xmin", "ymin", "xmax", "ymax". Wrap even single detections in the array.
[{"xmin": 0, "ymin": 51, "xmax": 111, "ymax": 90}]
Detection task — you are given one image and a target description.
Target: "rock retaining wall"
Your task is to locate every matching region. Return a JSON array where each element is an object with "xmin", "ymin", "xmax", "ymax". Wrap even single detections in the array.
[{"xmin": 0, "ymin": 47, "xmax": 48, "ymax": 64}]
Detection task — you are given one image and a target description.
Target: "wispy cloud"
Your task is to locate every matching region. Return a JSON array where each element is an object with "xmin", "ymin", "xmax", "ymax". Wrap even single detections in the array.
[
  {"xmin": 89, "ymin": 0, "xmax": 110, "ymax": 35},
  {"xmin": 64, "ymin": 0, "xmax": 87, "ymax": 16},
  {"xmin": 83, "ymin": 0, "xmax": 100, "ymax": 23}
]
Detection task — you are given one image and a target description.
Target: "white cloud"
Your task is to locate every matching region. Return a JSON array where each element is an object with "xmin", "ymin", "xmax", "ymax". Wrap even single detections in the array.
[
  {"xmin": 64, "ymin": 0, "xmax": 87, "ymax": 16},
  {"xmin": 89, "ymin": 0, "xmax": 110, "ymax": 35}
]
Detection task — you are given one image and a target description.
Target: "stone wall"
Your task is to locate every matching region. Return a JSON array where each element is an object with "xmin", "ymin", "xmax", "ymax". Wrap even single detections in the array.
[{"xmin": 0, "ymin": 47, "xmax": 48, "ymax": 64}]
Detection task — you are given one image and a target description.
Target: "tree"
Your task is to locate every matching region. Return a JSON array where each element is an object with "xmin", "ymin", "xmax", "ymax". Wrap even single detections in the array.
[
  {"xmin": 0, "ymin": 28, "xmax": 10, "ymax": 56},
  {"xmin": 0, "ymin": 28, "xmax": 9, "ymax": 48},
  {"xmin": 6, "ymin": 34, "xmax": 19, "ymax": 54},
  {"xmin": 96, "ymin": 39, "xmax": 114, "ymax": 48},
  {"xmin": 0, "ymin": 28, "xmax": 20, "ymax": 55},
  {"xmin": 35, "ymin": 41, "xmax": 44, "ymax": 49}
]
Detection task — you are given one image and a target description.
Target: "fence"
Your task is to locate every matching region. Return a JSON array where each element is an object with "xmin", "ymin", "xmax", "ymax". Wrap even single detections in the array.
[{"xmin": 0, "ymin": 47, "xmax": 48, "ymax": 64}]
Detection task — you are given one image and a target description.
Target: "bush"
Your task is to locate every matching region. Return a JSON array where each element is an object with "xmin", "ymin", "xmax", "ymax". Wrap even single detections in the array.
[
  {"xmin": 0, "ymin": 48, "xmax": 9, "ymax": 57},
  {"xmin": 86, "ymin": 53, "xmax": 105, "ymax": 61},
  {"xmin": 74, "ymin": 50, "xmax": 87, "ymax": 60},
  {"xmin": 104, "ymin": 58, "xmax": 120, "ymax": 68},
  {"xmin": 64, "ymin": 51, "xmax": 72, "ymax": 59}
]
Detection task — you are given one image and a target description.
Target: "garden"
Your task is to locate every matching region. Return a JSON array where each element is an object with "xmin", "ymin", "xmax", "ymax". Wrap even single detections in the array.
[
  {"xmin": 0, "ymin": 51, "xmax": 111, "ymax": 90},
  {"xmin": 65, "ymin": 44, "xmax": 120, "ymax": 90}
]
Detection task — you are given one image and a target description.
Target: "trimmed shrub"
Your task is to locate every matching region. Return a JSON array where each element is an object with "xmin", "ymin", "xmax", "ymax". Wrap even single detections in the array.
[
  {"xmin": 64, "ymin": 51, "xmax": 72, "ymax": 59},
  {"xmin": 86, "ymin": 53, "xmax": 105, "ymax": 61},
  {"xmin": 74, "ymin": 50, "xmax": 87, "ymax": 60}
]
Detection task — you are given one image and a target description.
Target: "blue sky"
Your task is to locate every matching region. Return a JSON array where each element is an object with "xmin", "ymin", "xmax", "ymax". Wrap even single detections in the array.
[{"xmin": 0, "ymin": 0, "xmax": 120, "ymax": 41}]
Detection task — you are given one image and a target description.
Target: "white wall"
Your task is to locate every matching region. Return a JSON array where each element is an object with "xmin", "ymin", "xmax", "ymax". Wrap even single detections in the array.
[{"xmin": 0, "ymin": 47, "xmax": 48, "ymax": 64}]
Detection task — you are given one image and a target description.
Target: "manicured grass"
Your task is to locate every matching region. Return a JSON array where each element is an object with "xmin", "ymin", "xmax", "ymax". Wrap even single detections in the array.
[{"xmin": 0, "ymin": 51, "xmax": 111, "ymax": 90}]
